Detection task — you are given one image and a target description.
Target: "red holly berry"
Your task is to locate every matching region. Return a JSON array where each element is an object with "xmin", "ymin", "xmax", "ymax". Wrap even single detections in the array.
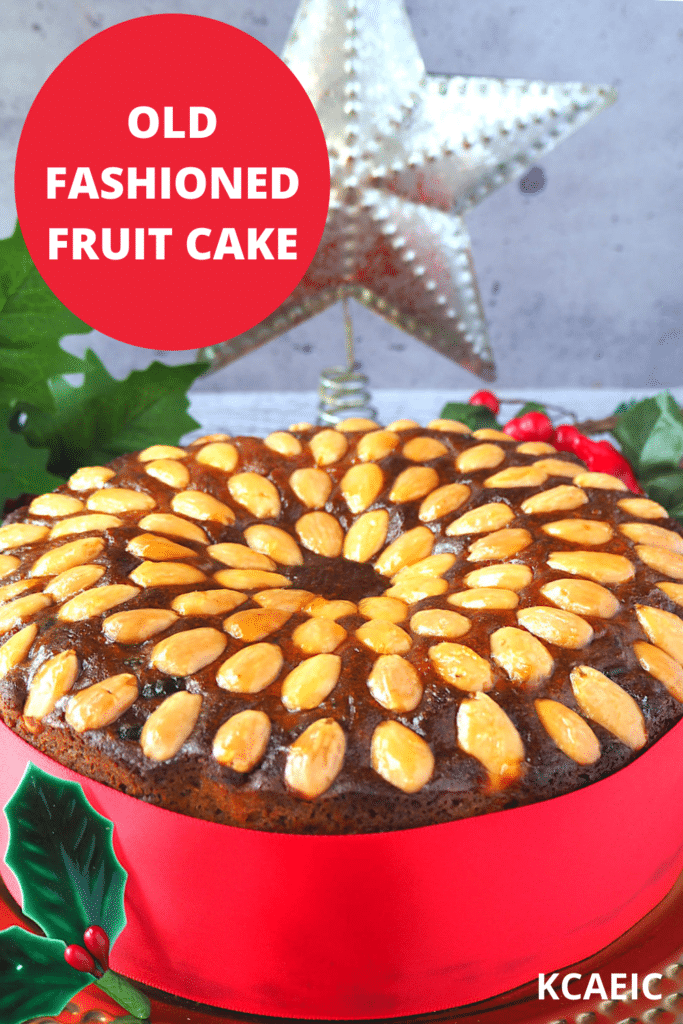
[
  {"xmin": 64, "ymin": 943, "xmax": 98, "ymax": 975},
  {"xmin": 503, "ymin": 411, "xmax": 555, "ymax": 443},
  {"xmin": 469, "ymin": 390, "xmax": 500, "ymax": 414},
  {"xmin": 84, "ymin": 925, "xmax": 110, "ymax": 971}
]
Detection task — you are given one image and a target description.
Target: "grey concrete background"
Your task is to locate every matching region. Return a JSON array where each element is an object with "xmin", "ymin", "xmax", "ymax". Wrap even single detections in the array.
[{"xmin": 1, "ymin": 0, "xmax": 682, "ymax": 394}]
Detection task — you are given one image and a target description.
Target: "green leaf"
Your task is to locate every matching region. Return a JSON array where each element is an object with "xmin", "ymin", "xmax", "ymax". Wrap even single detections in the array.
[
  {"xmin": 611, "ymin": 392, "xmax": 683, "ymax": 525},
  {"xmin": 0, "ymin": 413, "xmax": 64, "ymax": 509},
  {"xmin": 0, "ymin": 223, "xmax": 89, "ymax": 409},
  {"xmin": 440, "ymin": 401, "xmax": 501, "ymax": 431},
  {"xmin": 4, "ymin": 763, "xmax": 127, "ymax": 948},
  {"xmin": 0, "ymin": 927, "xmax": 85, "ymax": 1024},
  {"xmin": 516, "ymin": 401, "xmax": 547, "ymax": 416},
  {"xmin": 21, "ymin": 350, "xmax": 207, "ymax": 478}
]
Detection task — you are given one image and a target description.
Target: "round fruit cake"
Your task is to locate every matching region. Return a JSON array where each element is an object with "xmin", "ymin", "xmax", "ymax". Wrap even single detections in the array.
[{"xmin": 1, "ymin": 416, "xmax": 683, "ymax": 835}]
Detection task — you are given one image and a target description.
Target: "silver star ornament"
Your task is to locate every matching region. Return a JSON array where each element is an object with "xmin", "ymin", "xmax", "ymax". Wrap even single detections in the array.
[{"xmin": 201, "ymin": 0, "xmax": 616, "ymax": 381}]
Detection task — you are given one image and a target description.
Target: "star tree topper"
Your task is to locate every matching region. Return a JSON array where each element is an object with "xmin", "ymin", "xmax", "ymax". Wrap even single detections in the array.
[{"xmin": 202, "ymin": 0, "xmax": 616, "ymax": 381}]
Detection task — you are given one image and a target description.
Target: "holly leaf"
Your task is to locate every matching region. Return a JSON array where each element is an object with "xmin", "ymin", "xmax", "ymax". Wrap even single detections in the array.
[
  {"xmin": 0, "ymin": 926, "xmax": 85, "ymax": 1024},
  {"xmin": 0, "ymin": 413, "xmax": 64, "ymax": 509},
  {"xmin": 21, "ymin": 350, "xmax": 207, "ymax": 478},
  {"xmin": 440, "ymin": 401, "xmax": 501, "ymax": 431},
  {"xmin": 516, "ymin": 401, "xmax": 547, "ymax": 416},
  {"xmin": 611, "ymin": 393, "xmax": 683, "ymax": 524},
  {"xmin": 0, "ymin": 222, "xmax": 88, "ymax": 409},
  {"xmin": 4, "ymin": 763, "xmax": 127, "ymax": 949}
]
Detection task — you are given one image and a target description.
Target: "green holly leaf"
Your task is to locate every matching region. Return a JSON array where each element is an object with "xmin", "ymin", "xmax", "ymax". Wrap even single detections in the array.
[
  {"xmin": 4, "ymin": 763, "xmax": 127, "ymax": 949},
  {"xmin": 20, "ymin": 350, "xmax": 207, "ymax": 478},
  {"xmin": 440, "ymin": 401, "xmax": 501, "ymax": 431},
  {"xmin": 611, "ymin": 392, "xmax": 683, "ymax": 525},
  {"xmin": 0, "ymin": 926, "xmax": 86, "ymax": 1024},
  {"xmin": 516, "ymin": 401, "xmax": 547, "ymax": 416},
  {"xmin": 0, "ymin": 222, "xmax": 89, "ymax": 409},
  {"xmin": 0, "ymin": 412, "xmax": 64, "ymax": 509}
]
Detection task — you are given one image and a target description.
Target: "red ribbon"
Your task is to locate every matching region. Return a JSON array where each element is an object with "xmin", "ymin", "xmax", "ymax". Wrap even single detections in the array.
[{"xmin": 2, "ymin": 719, "xmax": 683, "ymax": 1019}]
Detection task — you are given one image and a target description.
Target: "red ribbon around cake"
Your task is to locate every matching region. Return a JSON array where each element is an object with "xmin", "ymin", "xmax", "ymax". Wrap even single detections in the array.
[{"xmin": 2, "ymin": 719, "xmax": 683, "ymax": 1019}]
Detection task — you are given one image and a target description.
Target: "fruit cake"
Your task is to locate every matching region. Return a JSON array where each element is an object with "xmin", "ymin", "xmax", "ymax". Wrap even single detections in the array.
[{"xmin": 1, "ymin": 416, "xmax": 682, "ymax": 834}]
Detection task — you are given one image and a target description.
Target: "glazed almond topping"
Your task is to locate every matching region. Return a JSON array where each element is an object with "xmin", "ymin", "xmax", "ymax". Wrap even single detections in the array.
[{"xmin": 0, "ymin": 418, "xmax": 681, "ymax": 821}]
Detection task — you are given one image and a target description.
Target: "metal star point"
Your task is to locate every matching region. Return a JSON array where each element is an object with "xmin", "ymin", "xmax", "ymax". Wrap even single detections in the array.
[{"xmin": 202, "ymin": 0, "xmax": 616, "ymax": 381}]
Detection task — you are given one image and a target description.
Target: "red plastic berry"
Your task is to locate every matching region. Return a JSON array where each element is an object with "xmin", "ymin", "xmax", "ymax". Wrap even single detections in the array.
[
  {"xmin": 84, "ymin": 925, "xmax": 110, "ymax": 971},
  {"xmin": 468, "ymin": 390, "xmax": 499, "ymax": 414},
  {"xmin": 64, "ymin": 943, "xmax": 97, "ymax": 974},
  {"xmin": 503, "ymin": 411, "xmax": 554, "ymax": 443}
]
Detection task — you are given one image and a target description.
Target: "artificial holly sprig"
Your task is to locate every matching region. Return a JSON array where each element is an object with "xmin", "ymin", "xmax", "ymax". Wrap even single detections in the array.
[{"xmin": 1, "ymin": 764, "xmax": 150, "ymax": 1023}]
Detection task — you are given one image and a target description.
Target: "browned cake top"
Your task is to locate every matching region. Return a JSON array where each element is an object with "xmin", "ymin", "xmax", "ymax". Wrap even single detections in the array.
[{"xmin": 1, "ymin": 416, "xmax": 683, "ymax": 833}]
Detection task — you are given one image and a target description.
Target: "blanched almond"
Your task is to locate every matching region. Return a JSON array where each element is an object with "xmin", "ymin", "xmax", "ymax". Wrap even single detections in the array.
[
  {"xmin": 0, "ymin": 524, "xmax": 49, "ymax": 550},
  {"xmin": 428, "ymin": 418, "xmax": 471, "ymax": 433},
  {"xmin": 520, "ymin": 485, "xmax": 588, "ymax": 514},
  {"xmin": 242, "ymin": 528, "xmax": 301, "ymax": 569},
  {"xmin": 657, "ymin": 582, "xmax": 683, "ymax": 607},
  {"xmin": 24, "ymin": 650, "xmax": 79, "ymax": 721},
  {"xmin": 374, "ymin": 526, "xmax": 434, "ymax": 576},
  {"xmin": 418, "ymin": 482, "xmax": 470, "ymax": 522},
  {"xmin": 65, "ymin": 674, "xmax": 138, "ymax": 732},
  {"xmin": 402, "ymin": 436, "xmax": 449, "ymax": 461},
  {"xmin": 50, "ymin": 514, "xmax": 122, "ymax": 539},
  {"xmin": 224, "ymin": 608, "xmax": 290, "ymax": 642},
  {"xmin": 0, "ymin": 623, "xmax": 37, "ymax": 674},
  {"xmin": 356, "ymin": 620, "xmax": 412, "ymax": 654},
  {"xmin": 571, "ymin": 665, "xmax": 646, "ymax": 749},
  {"xmin": 455, "ymin": 444, "xmax": 505, "ymax": 473},
  {"xmin": 310, "ymin": 429, "xmax": 348, "ymax": 466},
  {"xmin": 620, "ymin": 522, "xmax": 683, "ymax": 553},
  {"xmin": 542, "ymin": 519, "xmax": 613, "ymax": 546},
  {"xmin": 190, "ymin": 433, "xmax": 231, "ymax": 444},
  {"xmin": 516, "ymin": 442, "xmax": 556, "ymax": 455},
  {"xmin": 389, "ymin": 466, "xmax": 439, "ymax": 503},
  {"xmin": 127, "ymin": 534, "xmax": 196, "ymax": 560},
  {"xmin": 172, "ymin": 589, "xmax": 247, "ymax": 616},
  {"xmin": 29, "ymin": 537, "xmax": 104, "ymax": 577},
  {"xmin": 281, "ymin": 654, "xmax": 341, "ymax": 710},
  {"xmin": 140, "ymin": 691, "xmax": 202, "ymax": 761},
  {"xmin": 264, "ymin": 431, "xmax": 302, "ymax": 456},
  {"xmin": 86, "ymin": 488, "xmax": 156, "ymax": 513},
  {"xmin": 540, "ymin": 578, "xmax": 619, "ymax": 619},
  {"xmin": 533, "ymin": 458, "xmax": 582, "ymax": 479},
  {"xmin": 467, "ymin": 527, "xmax": 532, "ymax": 562},
  {"xmin": 534, "ymin": 699, "xmax": 600, "ymax": 764},
  {"xmin": 209, "ymin": 541, "xmax": 277, "ymax": 571},
  {"xmin": 634, "ymin": 641, "xmax": 683, "ymax": 702},
  {"xmin": 171, "ymin": 490, "xmax": 235, "ymax": 525},
  {"xmin": 341, "ymin": 463, "xmax": 384, "ymax": 512},
  {"xmin": 448, "ymin": 588, "xmax": 519, "ymax": 610},
  {"xmin": 292, "ymin": 617, "xmax": 347, "ymax": 654},
  {"xmin": 410, "ymin": 608, "xmax": 470, "ymax": 638},
  {"xmin": 217, "ymin": 643, "xmax": 283, "ymax": 693},
  {"xmin": 289, "ymin": 468, "xmax": 332, "ymax": 509},
  {"xmin": 387, "ymin": 419, "xmax": 420, "ymax": 431},
  {"xmin": 573, "ymin": 472, "xmax": 628, "ymax": 491},
  {"xmin": 546, "ymin": 550, "xmax": 634, "ymax": 585},
  {"xmin": 429, "ymin": 642, "xmax": 492, "ymax": 691},
  {"xmin": 129, "ymin": 562, "xmax": 206, "ymax": 587},
  {"xmin": 0, "ymin": 555, "xmax": 20, "ymax": 577},
  {"xmin": 636, "ymin": 605, "xmax": 683, "ymax": 665},
  {"xmin": 367, "ymin": 655, "xmax": 423, "ymax": 711},
  {"xmin": 384, "ymin": 577, "xmax": 448, "ymax": 603},
  {"xmin": 472, "ymin": 428, "xmax": 513, "ymax": 442},
  {"xmin": 371, "ymin": 721, "xmax": 434, "ymax": 793},
  {"xmin": 289, "ymin": 422, "xmax": 313, "ymax": 432},
  {"xmin": 29, "ymin": 493, "xmax": 84, "ymax": 517},
  {"xmin": 67, "ymin": 466, "xmax": 115, "ymax": 491},
  {"xmin": 58, "ymin": 584, "xmax": 139, "ymax": 621},
  {"xmin": 138, "ymin": 513, "xmax": 209, "ymax": 545},
  {"xmin": 139, "ymin": 445, "xmax": 186, "ymax": 461},
  {"xmin": 213, "ymin": 710, "xmax": 271, "ymax": 771},
  {"xmin": 343, "ymin": 510, "xmax": 389, "ymax": 563},
  {"xmin": 295, "ymin": 512, "xmax": 344, "ymax": 558},
  {"xmin": 0, "ymin": 594, "xmax": 52, "ymax": 634},
  {"xmin": 636, "ymin": 544, "xmax": 683, "ymax": 579},
  {"xmin": 304, "ymin": 598, "xmax": 357, "ymax": 620},
  {"xmin": 490, "ymin": 626, "xmax": 553, "ymax": 686},
  {"xmin": 228, "ymin": 473, "xmax": 281, "ymax": 519},
  {"xmin": 464, "ymin": 563, "xmax": 533, "ymax": 591},
  {"xmin": 457, "ymin": 692, "xmax": 524, "ymax": 787},
  {"xmin": 285, "ymin": 718, "xmax": 346, "ymax": 798},
  {"xmin": 102, "ymin": 608, "xmax": 178, "ymax": 643},
  {"xmin": 151, "ymin": 627, "xmax": 227, "ymax": 676},
  {"xmin": 484, "ymin": 466, "xmax": 548, "ymax": 488},
  {"xmin": 337, "ymin": 418, "xmax": 379, "ymax": 432},
  {"xmin": 357, "ymin": 430, "xmax": 399, "ymax": 462},
  {"xmin": 252, "ymin": 588, "xmax": 313, "ymax": 612},
  {"xmin": 517, "ymin": 606, "xmax": 593, "ymax": 649},
  {"xmin": 393, "ymin": 552, "xmax": 456, "ymax": 582},
  {"xmin": 195, "ymin": 441, "xmax": 239, "ymax": 472},
  {"xmin": 43, "ymin": 565, "xmax": 105, "ymax": 602},
  {"xmin": 358, "ymin": 596, "xmax": 408, "ymax": 622},
  {"xmin": 214, "ymin": 569, "xmax": 289, "ymax": 590},
  {"xmin": 0, "ymin": 581, "xmax": 38, "ymax": 605},
  {"xmin": 145, "ymin": 459, "xmax": 190, "ymax": 489},
  {"xmin": 617, "ymin": 497, "xmax": 668, "ymax": 519},
  {"xmin": 446, "ymin": 503, "xmax": 515, "ymax": 536}
]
